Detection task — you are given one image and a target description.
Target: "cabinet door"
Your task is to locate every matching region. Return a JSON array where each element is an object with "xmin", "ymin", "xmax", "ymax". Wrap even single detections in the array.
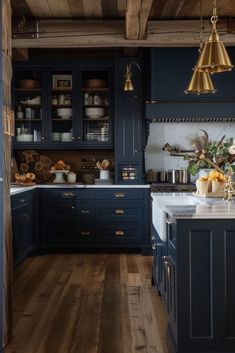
[
  {"xmin": 79, "ymin": 68, "xmax": 113, "ymax": 148},
  {"xmin": 167, "ymin": 252, "xmax": 177, "ymax": 339},
  {"xmin": 43, "ymin": 190, "xmax": 77, "ymax": 244},
  {"xmin": 47, "ymin": 69, "xmax": 76, "ymax": 147},
  {"xmin": 13, "ymin": 68, "xmax": 46, "ymax": 149},
  {"xmin": 12, "ymin": 203, "xmax": 32, "ymax": 266},
  {"xmin": 115, "ymin": 58, "xmax": 144, "ymax": 184}
]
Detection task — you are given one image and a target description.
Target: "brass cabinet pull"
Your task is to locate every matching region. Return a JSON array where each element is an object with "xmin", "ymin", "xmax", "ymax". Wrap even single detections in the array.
[
  {"xmin": 114, "ymin": 192, "xmax": 126, "ymax": 198},
  {"xmin": 115, "ymin": 230, "xmax": 125, "ymax": 236},
  {"xmin": 61, "ymin": 192, "xmax": 76, "ymax": 198},
  {"xmin": 81, "ymin": 209, "xmax": 90, "ymax": 214},
  {"xmin": 81, "ymin": 231, "xmax": 90, "ymax": 236},
  {"xmin": 115, "ymin": 209, "xmax": 124, "ymax": 215}
]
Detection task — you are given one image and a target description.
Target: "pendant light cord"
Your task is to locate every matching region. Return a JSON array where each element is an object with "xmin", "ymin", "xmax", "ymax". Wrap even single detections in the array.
[
  {"xmin": 199, "ymin": 0, "xmax": 203, "ymax": 52},
  {"xmin": 211, "ymin": 0, "xmax": 218, "ymax": 29}
]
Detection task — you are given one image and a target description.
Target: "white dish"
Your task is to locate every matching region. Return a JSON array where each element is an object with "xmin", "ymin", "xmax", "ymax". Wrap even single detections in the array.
[
  {"xmin": 85, "ymin": 107, "xmax": 104, "ymax": 118},
  {"xmin": 16, "ymin": 134, "xmax": 33, "ymax": 142},
  {"xmin": 57, "ymin": 108, "xmax": 72, "ymax": 117},
  {"xmin": 61, "ymin": 132, "xmax": 72, "ymax": 142}
]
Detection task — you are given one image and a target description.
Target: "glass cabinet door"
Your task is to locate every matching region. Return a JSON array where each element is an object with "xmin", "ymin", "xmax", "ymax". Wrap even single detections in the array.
[
  {"xmin": 81, "ymin": 70, "xmax": 112, "ymax": 146},
  {"xmin": 49, "ymin": 70, "xmax": 75, "ymax": 144},
  {"xmin": 14, "ymin": 69, "xmax": 44, "ymax": 145}
]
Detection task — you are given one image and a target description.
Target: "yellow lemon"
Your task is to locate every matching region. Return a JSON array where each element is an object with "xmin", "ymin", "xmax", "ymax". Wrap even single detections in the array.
[{"xmin": 209, "ymin": 170, "xmax": 219, "ymax": 178}]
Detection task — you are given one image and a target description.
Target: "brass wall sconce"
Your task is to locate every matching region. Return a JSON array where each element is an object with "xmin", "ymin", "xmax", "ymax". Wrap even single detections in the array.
[{"xmin": 124, "ymin": 61, "xmax": 141, "ymax": 91}]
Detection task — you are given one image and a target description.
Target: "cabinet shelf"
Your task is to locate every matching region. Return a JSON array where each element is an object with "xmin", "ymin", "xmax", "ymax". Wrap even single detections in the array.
[
  {"xmin": 83, "ymin": 105, "xmax": 109, "ymax": 108},
  {"xmin": 51, "ymin": 104, "xmax": 72, "ymax": 108},
  {"xmin": 82, "ymin": 88, "xmax": 109, "ymax": 92},
  {"xmin": 14, "ymin": 88, "xmax": 42, "ymax": 92},
  {"xmin": 52, "ymin": 119, "xmax": 72, "ymax": 122},
  {"xmin": 20, "ymin": 104, "xmax": 41, "ymax": 108},
  {"xmin": 52, "ymin": 89, "xmax": 72, "ymax": 93},
  {"xmin": 15, "ymin": 119, "xmax": 42, "ymax": 122},
  {"xmin": 82, "ymin": 118, "xmax": 109, "ymax": 121}
]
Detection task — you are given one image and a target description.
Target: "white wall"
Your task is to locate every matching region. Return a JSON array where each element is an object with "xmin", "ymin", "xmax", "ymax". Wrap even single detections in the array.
[{"xmin": 145, "ymin": 122, "xmax": 235, "ymax": 172}]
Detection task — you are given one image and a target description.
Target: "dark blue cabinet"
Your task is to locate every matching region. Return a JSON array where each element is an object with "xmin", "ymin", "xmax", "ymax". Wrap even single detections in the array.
[
  {"xmin": 13, "ymin": 63, "xmax": 114, "ymax": 149},
  {"xmin": 152, "ymin": 215, "xmax": 235, "ymax": 353},
  {"xmin": 11, "ymin": 191, "xmax": 33, "ymax": 266},
  {"xmin": 146, "ymin": 48, "xmax": 235, "ymax": 119},
  {"xmin": 40, "ymin": 187, "xmax": 150, "ymax": 253},
  {"xmin": 115, "ymin": 58, "xmax": 144, "ymax": 184}
]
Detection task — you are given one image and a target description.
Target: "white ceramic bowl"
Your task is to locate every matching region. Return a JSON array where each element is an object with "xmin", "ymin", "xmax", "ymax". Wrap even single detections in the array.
[
  {"xmin": 52, "ymin": 132, "xmax": 61, "ymax": 141},
  {"xmin": 85, "ymin": 107, "xmax": 104, "ymax": 118},
  {"xmin": 61, "ymin": 132, "xmax": 72, "ymax": 142},
  {"xmin": 57, "ymin": 108, "xmax": 72, "ymax": 117},
  {"xmin": 16, "ymin": 134, "xmax": 33, "ymax": 142}
]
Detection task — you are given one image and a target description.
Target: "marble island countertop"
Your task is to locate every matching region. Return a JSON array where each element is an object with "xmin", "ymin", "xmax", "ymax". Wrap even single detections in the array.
[
  {"xmin": 10, "ymin": 184, "xmax": 150, "ymax": 195},
  {"xmin": 151, "ymin": 192, "xmax": 235, "ymax": 219}
]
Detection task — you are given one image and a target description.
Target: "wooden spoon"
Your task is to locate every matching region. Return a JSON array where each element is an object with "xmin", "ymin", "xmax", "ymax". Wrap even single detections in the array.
[
  {"xmin": 96, "ymin": 161, "xmax": 102, "ymax": 170},
  {"xmin": 101, "ymin": 159, "xmax": 110, "ymax": 170}
]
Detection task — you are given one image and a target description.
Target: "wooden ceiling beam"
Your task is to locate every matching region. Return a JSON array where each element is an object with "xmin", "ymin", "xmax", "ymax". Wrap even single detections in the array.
[
  {"xmin": 126, "ymin": 0, "xmax": 153, "ymax": 40},
  {"xmin": 12, "ymin": 19, "xmax": 235, "ymax": 48}
]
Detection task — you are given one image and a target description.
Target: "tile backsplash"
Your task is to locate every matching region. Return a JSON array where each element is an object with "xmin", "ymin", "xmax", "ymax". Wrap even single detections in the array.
[{"xmin": 145, "ymin": 122, "xmax": 235, "ymax": 172}]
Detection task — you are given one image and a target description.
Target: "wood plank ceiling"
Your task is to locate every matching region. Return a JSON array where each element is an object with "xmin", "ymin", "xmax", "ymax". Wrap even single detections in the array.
[
  {"xmin": 11, "ymin": 0, "xmax": 235, "ymax": 49},
  {"xmin": 11, "ymin": 0, "xmax": 235, "ymax": 19}
]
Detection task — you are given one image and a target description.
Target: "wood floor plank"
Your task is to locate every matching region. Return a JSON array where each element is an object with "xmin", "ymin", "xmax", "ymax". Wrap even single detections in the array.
[{"xmin": 5, "ymin": 254, "xmax": 169, "ymax": 353}]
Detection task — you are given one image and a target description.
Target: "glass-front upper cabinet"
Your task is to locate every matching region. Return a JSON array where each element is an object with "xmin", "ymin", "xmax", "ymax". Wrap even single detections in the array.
[
  {"xmin": 81, "ymin": 70, "xmax": 112, "ymax": 146},
  {"xmin": 49, "ymin": 70, "xmax": 75, "ymax": 144},
  {"xmin": 13, "ymin": 69, "xmax": 44, "ymax": 145}
]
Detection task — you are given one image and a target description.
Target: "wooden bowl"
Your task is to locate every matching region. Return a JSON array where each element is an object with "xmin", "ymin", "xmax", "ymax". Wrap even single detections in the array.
[
  {"xmin": 85, "ymin": 79, "xmax": 107, "ymax": 89},
  {"xmin": 18, "ymin": 79, "xmax": 40, "ymax": 89}
]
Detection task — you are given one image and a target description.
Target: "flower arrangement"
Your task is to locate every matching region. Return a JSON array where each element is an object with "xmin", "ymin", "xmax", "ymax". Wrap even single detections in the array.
[{"xmin": 184, "ymin": 130, "xmax": 235, "ymax": 175}]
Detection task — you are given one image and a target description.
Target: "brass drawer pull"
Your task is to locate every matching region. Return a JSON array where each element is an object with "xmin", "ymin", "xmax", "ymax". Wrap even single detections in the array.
[
  {"xmin": 81, "ymin": 231, "xmax": 90, "ymax": 236},
  {"xmin": 114, "ymin": 192, "xmax": 126, "ymax": 198},
  {"xmin": 61, "ymin": 192, "xmax": 76, "ymax": 198},
  {"xmin": 115, "ymin": 230, "xmax": 125, "ymax": 236},
  {"xmin": 81, "ymin": 209, "xmax": 90, "ymax": 214},
  {"xmin": 115, "ymin": 209, "xmax": 124, "ymax": 215}
]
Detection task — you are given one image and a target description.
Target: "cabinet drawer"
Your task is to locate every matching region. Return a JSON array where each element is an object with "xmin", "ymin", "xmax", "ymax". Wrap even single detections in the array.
[
  {"xmin": 11, "ymin": 192, "xmax": 28, "ymax": 209},
  {"xmin": 76, "ymin": 226, "xmax": 95, "ymax": 242},
  {"xmin": 96, "ymin": 224, "xmax": 143, "ymax": 243},
  {"xmin": 96, "ymin": 189, "xmax": 144, "ymax": 201},
  {"xmin": 96, "ymin": 203, "xmax": 144, "ymax": 222},
  {"xmin": 77, "ymin": 204, "xmax": 95, "ymax": 220}
]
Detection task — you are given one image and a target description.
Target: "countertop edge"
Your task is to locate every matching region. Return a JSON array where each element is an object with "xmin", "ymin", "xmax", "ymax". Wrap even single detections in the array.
[{"xmin": 10, "ymin": 184, "xmax": 150, "ymax": 195}]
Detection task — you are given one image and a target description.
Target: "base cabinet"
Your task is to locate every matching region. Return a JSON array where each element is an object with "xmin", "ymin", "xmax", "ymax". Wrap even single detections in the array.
[
  {"xmin": 40, "ymin": 187, "xmax": 150, "ymax": 253},
  {"xmin": 11, "ymin": 191, "xmax": 33, "ymax": 266},
  {"xmin": 152, "ymin": 217, "xmax": 235, "ymax": 353}
]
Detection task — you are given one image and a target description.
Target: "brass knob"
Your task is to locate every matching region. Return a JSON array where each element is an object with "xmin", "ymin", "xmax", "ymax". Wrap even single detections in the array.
[
  {"xmin": 77, "ymin": 136, "xmax": 81, "ymax": 140},
  {"xmin": 115, "ymin": 209, "xmax": 124, "ymax": 214},
  {"xmin": 72, "ymin": 136, "xmax": 75, "ymax": 140},
  {"xmin": 81, "ymin": 231, "xmax": 90, "ymax": 236},
  {"xmin": 114, "ymin": 192, "xmax": 126, "ymax": 198},
  {"xmin": 81, "ymin": 209, "xmax": 90, "ymax": 214},
  {"xmin": 41, "ymin": 136, "xmax": 44, "ymax": 140},
  {"xmin": 115, "ymin": 230, "xmax": 125, "ymax": 236}
]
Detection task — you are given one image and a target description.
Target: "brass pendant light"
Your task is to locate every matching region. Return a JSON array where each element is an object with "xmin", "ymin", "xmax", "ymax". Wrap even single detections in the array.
[
  {"xmin": 124, "ymin": 61, "xmax": 141, "ymax": 91},
  {"xmin": 197, "ymin": 0, "xmax": 233, "ymax": 73},
  {"xmin": 185, "ymin": 66, "xmax": 216, "ymax": 95},
  {"xmin": 185, "ymin": 0, "xmax": 216, "ymax": 95}
]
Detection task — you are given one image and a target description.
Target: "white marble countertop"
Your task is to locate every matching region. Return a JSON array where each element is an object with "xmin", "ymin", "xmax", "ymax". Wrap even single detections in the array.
[
  {"xmin": 151, "ymin": 192, "xmax": 235, "ymax": 219},
  {"xmin": 11, "ymin": 184, "xmax": 150, "ymax": 195}
]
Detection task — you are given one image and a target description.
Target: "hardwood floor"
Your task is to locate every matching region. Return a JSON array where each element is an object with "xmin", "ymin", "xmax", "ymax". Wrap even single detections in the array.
[{"xmin": 5, "ymin": 254, "xmax": 169, "ymax": 353}]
